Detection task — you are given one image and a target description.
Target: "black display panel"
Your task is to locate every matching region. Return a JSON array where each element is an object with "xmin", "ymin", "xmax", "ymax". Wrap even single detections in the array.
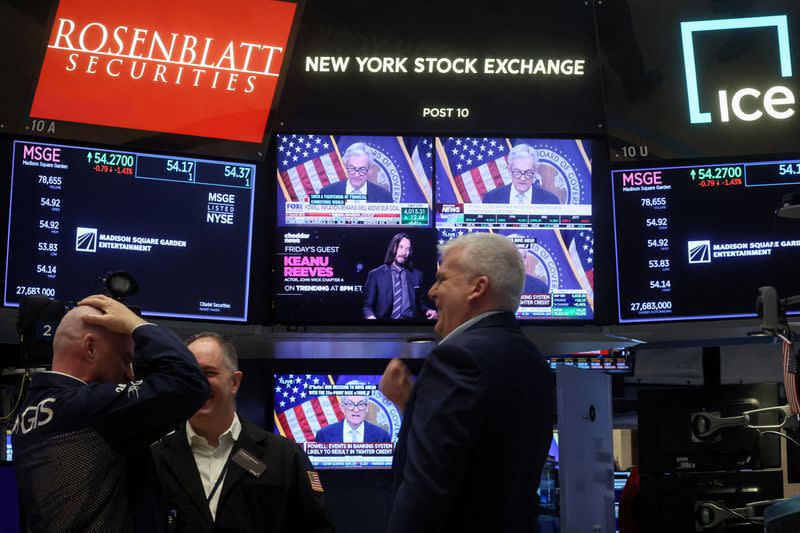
[
  {"xmin": 274, "ymin": 226, "xmax": 437, "ymax": 323},
  {"xmin": 273, "ymin": 132, "xmax": 438, "ymax": 324},
  {"xmin": 598, "ymin": 0, "xmax": 800, "ymax": 162},
  {"xmin": 5, "ymin": 140, "xmax": 255, "ymax": 321},
  {"xmin": 273, "ymin": 373, "xmax": 401, "ymax": 469},
  {"xmin": 546, "ymin": 349, "xmax": 631, "ymax": 373},
  {"xmin": 275, "ymin": 1, "xmax": 604, "ymax": 134},
  {"xmin": 612, "ymin": 157, "xmax": 800, "ymax": 322},
  {"xmin": 436, "ymin": 137, "xmax": 594, "ymax": 320}
]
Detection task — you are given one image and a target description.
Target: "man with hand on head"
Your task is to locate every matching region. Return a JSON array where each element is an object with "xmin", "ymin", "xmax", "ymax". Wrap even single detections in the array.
[
  {"xmin": 12, "ymin": 294, "xmax": 211, "ymax": 533},
  {"xmin": 151, "ymin": 332, "xmax": 333, "ymax": 533},
  {"xmin": 380, "ymin": 232, "xmax": 555, "ymax": 533}
]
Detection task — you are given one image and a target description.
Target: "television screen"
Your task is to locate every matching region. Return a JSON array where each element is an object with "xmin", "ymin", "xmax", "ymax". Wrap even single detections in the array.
[
  {"xmin": 275, "ymin": 134, "xmax": 433, "ymax": 228},
  {"xmin": 435, "ymin": 137, "xmax": 594, "ymax": 320},
  {"xmin": 274, "ymin": 133, "xmax": 438, "ymax": 323},
  {"xmin": 273, "ymin": 374, "xmax": 401, "ymax": 469},
  {"xmin": 612, "ymin": 157, "xmax": 800, "ymax": 322},
  {"xmin": 5, "ymin": 139, "xmax": 255, "ymax": 321}
]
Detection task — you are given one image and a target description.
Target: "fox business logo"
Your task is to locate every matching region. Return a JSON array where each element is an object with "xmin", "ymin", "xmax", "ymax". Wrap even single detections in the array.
[{"xmin": 681, "ymin": 15, "xmax": 796, "ymax": 125}]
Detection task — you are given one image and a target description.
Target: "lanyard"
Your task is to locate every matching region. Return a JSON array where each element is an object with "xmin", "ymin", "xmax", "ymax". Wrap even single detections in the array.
[{"xmin": 207, "ymin": 450, "xmax": 234, "ymax": 504}]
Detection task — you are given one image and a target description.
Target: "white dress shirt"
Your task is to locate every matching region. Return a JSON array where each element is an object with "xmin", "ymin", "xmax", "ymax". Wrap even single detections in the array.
[
  {"xmin": 345, "ymin": 181, "xmax": 369, "ymax": 203},
  {"xmin": 186, "ymin": 413, "xmax": 242, "ymax": 520},
  {"xmin": 342, "ymin": 421, "xmax": 365, "ymax": 443},
  {"xmin": 509, "ymin": 185, "xmax": 533, "ymax": 204}
]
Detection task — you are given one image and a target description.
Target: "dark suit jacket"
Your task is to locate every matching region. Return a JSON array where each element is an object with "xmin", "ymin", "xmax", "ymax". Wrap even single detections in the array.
[
  {"xmin": 152, "ymin": 417, "xmax": 333, "ymax": 533},
  {"xmin": 314, "ymin": 420, "xmax": 391, "ymax": 443},
  {"xmin": 317, "ymin": 179, "xmax": 394, "ymax": 203},
  {"xmin": 387, "ymin": 312, "xmax": 555, "ymax": 533},
  {"xmin": 482, "ymin": 183, "xmax": 560, "ymax": 204},
  {"xmin": 362, "ymin": 264, "xmax": 430, "ymax": 320},
  {"xmin": 524, "ymin": 274, "xmax": 549, "ymax": 294}
]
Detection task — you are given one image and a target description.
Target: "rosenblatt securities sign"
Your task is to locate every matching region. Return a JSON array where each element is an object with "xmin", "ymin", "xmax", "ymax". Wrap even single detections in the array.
[{"xmin": 30, "ymin": 0, "xmax": 296, "ymax": 143}]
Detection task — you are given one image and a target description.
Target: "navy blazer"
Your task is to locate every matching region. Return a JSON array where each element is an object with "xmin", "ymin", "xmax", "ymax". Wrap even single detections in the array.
[
  {"xmin": 317, "ymin": 180, "xmax": 394, "ymax": 203},
  {"xmin": 362, "ymin": 264, "xmax": 429, "ymax": 320},
  {"xmin": 482, "ymin": 183, "xmax": 560, "ymax": 205},
  {"xmin": 387, "ymin": 312, "xmax": 555, "ymax": 533},
  {"xmin": 314, "ymin": 420, "xmax": 391, "ymax": 443}
]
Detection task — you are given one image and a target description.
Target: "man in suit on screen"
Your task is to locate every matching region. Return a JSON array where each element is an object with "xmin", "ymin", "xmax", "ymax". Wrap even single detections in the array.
[
  {"xmin": 317, "ymin": 142, "xmax": 394, "ymax": 203},
  {"xmin": 482, "ymin": 143, "xmax": 560, "ymax": 205},
  {"xmin": 363, "ymin": 233, "xmax": 438, "ymax": 321},
  {"xmin": 379, "ymin": 232, "xmax": 555, "ymax": 533},
  {"xmin": 314, "ymin": 392, "xmax": 391, "ymax": 443}
]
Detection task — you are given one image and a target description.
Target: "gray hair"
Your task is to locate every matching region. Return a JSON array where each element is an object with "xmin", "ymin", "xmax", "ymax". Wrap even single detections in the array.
[
  {"xmin": 184, "ymin": 331, "xmax": 239, "ymax": 371},
  {"xmin": 342, "ymin": 142, "xmax": 374, "ymax": 166},
  {"xmin": 507, "ymin": 143, "xmax": 538, "ymax": 167},
  {"xmin": 438, "ymin": 232, "xmax": 525, "ymax": 311}
]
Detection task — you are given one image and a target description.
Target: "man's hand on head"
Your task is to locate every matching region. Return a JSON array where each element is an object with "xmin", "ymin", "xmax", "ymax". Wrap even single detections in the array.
[
  {"xmin": 379, "ymin": 358, "xmax": 413, "ymax": 413},
  {"xmin": 77, "ymin": 294, "xmax": 147, "ymax": 334}
]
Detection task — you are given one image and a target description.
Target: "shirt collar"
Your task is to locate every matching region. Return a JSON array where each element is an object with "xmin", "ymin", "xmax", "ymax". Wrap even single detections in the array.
[
  {"xmin": 439, "ymin": 310, "xmax": 504, "ymax": 345},
  {"xmin": 40, "ymin": 370, "xmax": 87, "ymax": 385},
  {"xmin": 186, "ymin": 412, "xmax": 241, "ymax": 449},
  {"xmin": 345, "ymin": 181, "xmax": 368, "ymax": 195},
  {"xmin": 510, "ymin": 185, "xmax": 533, "ymax": 203}
]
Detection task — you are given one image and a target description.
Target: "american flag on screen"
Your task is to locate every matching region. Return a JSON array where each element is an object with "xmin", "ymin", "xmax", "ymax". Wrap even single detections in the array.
[
  {"xmin": 276, "ymin": 134, "xmax": 345, "ymax": 202},
  {"xmin": 565, "ymin": 229, "xmax": 595, "ymax": 302},
  {"xmin": 436, "ymin": 137, "xmax": 512, "ymax": 203},
  {"xmin": 274, "ymin": 374, "xmax": 344, "ymax": 443}
]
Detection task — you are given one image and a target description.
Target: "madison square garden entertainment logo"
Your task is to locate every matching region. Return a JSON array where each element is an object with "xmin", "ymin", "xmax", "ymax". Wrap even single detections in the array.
[
  {"xmin": 75, "ymin": 227, "xmax": 97, "ymax": 252},
  {"xmin": 30, "ymin": 0, "xmax": 297, "ymax": 142}
]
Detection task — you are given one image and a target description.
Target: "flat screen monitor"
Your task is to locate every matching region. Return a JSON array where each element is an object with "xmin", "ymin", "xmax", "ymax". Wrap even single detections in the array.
[
  {"xmin": 274, "ymin": 133, "xmax": 437, "ymax": 323},
  {"xmin": 435, "ymin": 137, "xmax": 594, "ymax": 320},
  {"xmin": 5, "ymin": 139, "xmax": 255, "ymax": 321},
  {"xmin": 547, "ymin": 349, "xmax": 632, "ymax": 373},
  {"xmin": 273, "ymin": 373, "xmax": 401, "ymax": 469},
  {"xmin": 612, "ymin": 157, "xmax": 800, "ymax": 322}
]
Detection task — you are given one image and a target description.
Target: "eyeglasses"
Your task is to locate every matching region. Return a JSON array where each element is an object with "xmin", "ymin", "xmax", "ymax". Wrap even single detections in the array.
[
  {"xmin": 346, "ymin": 165, "xmax": 369, "ymax": 176},
  {"xmin": 510, "ymin": 169, "xmax": 536, "ymax": 180},
  {"xmin": 342, "ymin": 400, "xmax": 369, "ymax": 411}
]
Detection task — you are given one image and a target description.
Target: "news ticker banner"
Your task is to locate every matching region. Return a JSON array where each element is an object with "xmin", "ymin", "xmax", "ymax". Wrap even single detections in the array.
[
  {"xmin": 5, "ymin": 140, "xmax": 255, "ymax": 321},
  {"xmin": 612, "ymin": 156, "xmax": 800, "ymax": 322},
  {"xmin": 273, "ymin": 374, "xmax": 401, "ymax": 469},
  {"xmin": 275, "ymin": 134, "xmax": 433, "ymax": 227},
  {"xmin": 275, "ymin": 227, "xmax": 438, "ymax": 323},
  {"xmin": 29, "ymin": 0, "xmax": 297, "ymax": 143}
]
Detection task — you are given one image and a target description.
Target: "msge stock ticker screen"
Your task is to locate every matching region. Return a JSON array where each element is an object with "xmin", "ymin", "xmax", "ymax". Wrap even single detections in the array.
[
  {"xmin": 5, "ymin": 140, "xmax": 255, "ymax": 321},
  {"xmin": 612, "ymin": 158, "xmax": 800, "ymax": 322}
]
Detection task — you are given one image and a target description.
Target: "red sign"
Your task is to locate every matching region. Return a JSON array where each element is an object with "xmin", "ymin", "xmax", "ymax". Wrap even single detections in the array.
[{"xmin": 30, "ymin": 0, "xmax": 297, "ymax": 143}]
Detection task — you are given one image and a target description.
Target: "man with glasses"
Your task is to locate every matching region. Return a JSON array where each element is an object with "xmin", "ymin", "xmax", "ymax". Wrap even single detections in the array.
[
  {"xmin": 314, "ymin": 392, "xmax": 391, "ymax": 443},
  {"xmin": 482, "ymin": 143, "xmax": 560, "ymax": 205},
  {"xmin": 317, "ymin": 142, "xmax": 394, "ymax": 203}
]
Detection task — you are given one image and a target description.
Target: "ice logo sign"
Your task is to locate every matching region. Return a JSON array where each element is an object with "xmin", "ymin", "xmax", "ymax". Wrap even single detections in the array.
[{"xmin": 681, "ymin": 15, "xmax": 796, "ymax": 124}]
